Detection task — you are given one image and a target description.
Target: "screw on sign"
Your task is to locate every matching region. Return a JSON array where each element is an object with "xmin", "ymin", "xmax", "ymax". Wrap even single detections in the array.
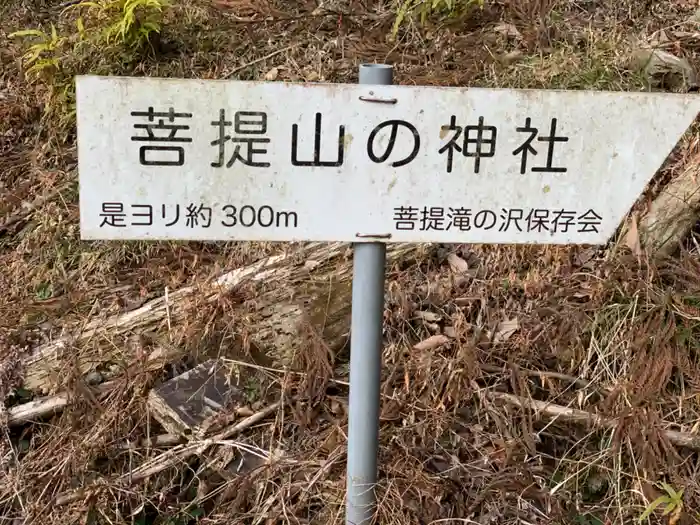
[{"xmin": 76, "ymin": 68, "xmax": 700, "ymax": 524}]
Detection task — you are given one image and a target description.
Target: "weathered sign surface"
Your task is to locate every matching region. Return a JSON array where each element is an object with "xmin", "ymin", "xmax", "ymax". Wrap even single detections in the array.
[{"xmin": 76, "ymin": 75, "xmax": 700, "ymax": 244}]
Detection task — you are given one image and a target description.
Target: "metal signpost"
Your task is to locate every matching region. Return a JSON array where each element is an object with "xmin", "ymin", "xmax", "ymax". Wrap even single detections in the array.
[
  {"xmin": 345, "ymin": 63, "xmax": 393, "ymax": 525},
  {"xmin": 76, "ymin": 66, "xmax": 700, "ymax": 525}
]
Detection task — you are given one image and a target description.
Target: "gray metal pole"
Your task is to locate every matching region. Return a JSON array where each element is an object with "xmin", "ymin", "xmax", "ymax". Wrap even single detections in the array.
[{"xmin": 345, "ymin": 63, "xmax": 392, "ymax": 525}]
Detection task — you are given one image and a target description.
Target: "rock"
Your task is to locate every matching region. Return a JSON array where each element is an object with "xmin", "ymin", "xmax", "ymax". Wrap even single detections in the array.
[
  {"xmin": 85, "ymin": 371, "xmax": 103, "ymax": 385},
  {"xmin": 629, "ymin": 48, "xmax": 698, "ymax": 92}
]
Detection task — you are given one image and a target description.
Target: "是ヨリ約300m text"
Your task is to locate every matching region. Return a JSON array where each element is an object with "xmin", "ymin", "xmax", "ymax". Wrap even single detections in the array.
[{"xmin": 97, "ymin": 202, "xmax": 298, "ymax": 229}]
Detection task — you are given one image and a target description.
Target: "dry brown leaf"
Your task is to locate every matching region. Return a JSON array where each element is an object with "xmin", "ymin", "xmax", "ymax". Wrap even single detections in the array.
[
  {"xmin": 413, "ymin": 334, "xmax": 450, "ymax": 351},
  {"xmin": 447, "ymin": 253, "xmax": 469, "ymax": 274},
  {"xmin": 444, "ymin": 326, "xmax": 457, "ymax": 338},
  {"xmin": 264, "ymin": 67, "xmax": 279, "ymax": 81},
  {"xmin": 489, "ymin": 318, "xmax": 519, "ymax": 343},
  {"xmin": 493, "ymin": 22, "xmax": 522, "ymax": 40},
  {"xmin": 573, "ymin": 247, "xmax": 597, "ymax": 267},
  {"xmin": 669, "ymin": 505, "xmax": 682, "ymax": 525},
  {"xmin": 424, "ymin": 322, "xmax": 440, "ymax": 333},
  {"xmin": 415, "ymin": 311, "xmax": 442, "ymax": 323},
  {"xmin": 236, "ymin": 406, "xmax": 255, "ymax": 417},
  {"xmin": 501, "ymin": 50, "xmax": 524, "ymax": 65}
]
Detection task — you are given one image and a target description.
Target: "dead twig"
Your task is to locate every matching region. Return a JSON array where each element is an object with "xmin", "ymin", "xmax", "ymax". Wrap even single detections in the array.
[
  {"xmin": 8, "ymin": 381, "xmax": 116, "ymax": 426},
  {"xmin": 54, "ymin": 399, "xmax": 285, "ymax": 505},
  {"xmin": 224, "ymin": 45, "xmax": 298, "ymax": 78},
  {"xmin": 490, "ymin": 391, "xmax": 700, "ymax": 451},
  {"xmin": 480, "ymin": 364, "xmax": 613, "ymax": 394},
  {"xmin": 120, "ymin": 434, "xmax": 183, "ymax": 450}
]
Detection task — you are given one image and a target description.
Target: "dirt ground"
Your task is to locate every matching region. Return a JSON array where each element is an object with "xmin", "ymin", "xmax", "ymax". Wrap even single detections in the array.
[{"xmin": 3, "ymin": 0, "xmax": 700, "ymax": 524}]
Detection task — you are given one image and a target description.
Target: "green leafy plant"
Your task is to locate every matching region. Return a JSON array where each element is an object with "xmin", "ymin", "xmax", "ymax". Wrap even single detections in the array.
[
  {"xmin": 391, "ymin": 0, "xmax": 485, "ymax": 39},
  {"xmin": 244, "ymin": 376, "xmax": 261, "ymax": 403},
  {"xmin": 9, "ymin": 19, "xmax": 87, "ymax": 136},
  {"xmin": 35, "ymin": 282, "xmax": 53, "ymax": 300},
  {"xmin": 639, "ymin": 482, "xmax": 684, "ymax": 523},
  {"xmin": 9, "ymin": 18, "xmax": 91, "ymax": 81},
  {"xmin": 9, "ymin": 24, "xmax": 65, "ymax": 80},
  {"xmin": 9, "ymin": 0, "xmax": 170, "ymax": 136},
  {"xmin": 73, "ymin": 0, "xmax": 169, "ymax": 50}
]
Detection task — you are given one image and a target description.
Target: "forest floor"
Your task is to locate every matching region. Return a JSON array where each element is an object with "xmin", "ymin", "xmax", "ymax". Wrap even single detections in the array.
[{"xmin": 3, "ymin": 0, "xmax": 700, "ymax": 524}]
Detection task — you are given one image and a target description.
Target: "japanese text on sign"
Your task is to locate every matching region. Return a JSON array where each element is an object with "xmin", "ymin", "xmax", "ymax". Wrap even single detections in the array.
[
  {"xmin": 77, "ymin": 75, "xmax": 700, "ymax": 243},
  {"xmin": 99, "ymin": 202, "xmax": 298, "ymax": 229},
  {"xmin": 392, "ymin": 206, "xmax": 601, "ymax": 234},
  {"xmin": 129, "ymin": 106, "xmax": 569, "ymax": 174}
]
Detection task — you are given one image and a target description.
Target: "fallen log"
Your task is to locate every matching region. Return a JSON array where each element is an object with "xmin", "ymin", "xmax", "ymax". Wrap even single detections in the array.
[
  {"xmin": 636, "ymin": 150, "xmax": 700, "ymax": 256},
  {"xmin": 9, "ymin": 391, "xmax": 76, "ymax": 425},
  {"xmin": 10, "ymin": 339, "xmax": 185, "ymax": 425},
  {"xmin": 23, "ymin": 242, "xmax": 425, "ymax": 393},
  {"xmin": 7, "ymin": 382, "xmax": 116, "ymax": 425}
]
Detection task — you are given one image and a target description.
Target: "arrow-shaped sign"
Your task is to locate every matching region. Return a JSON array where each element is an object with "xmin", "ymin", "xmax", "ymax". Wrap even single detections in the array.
[{"xmin": 77, "ymin": 75, "xmax": 700, "ymax": 245}]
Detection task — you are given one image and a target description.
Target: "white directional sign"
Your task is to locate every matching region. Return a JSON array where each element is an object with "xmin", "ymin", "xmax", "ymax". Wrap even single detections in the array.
[{"xmin": 76, "ymin": 75, "xmax": 700, "ymax": 244}]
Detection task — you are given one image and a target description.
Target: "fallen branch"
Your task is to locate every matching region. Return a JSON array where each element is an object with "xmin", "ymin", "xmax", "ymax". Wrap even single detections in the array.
[
  {"xmin": 8, "ymin": 382, "xmax": 116, "ymax": 426},
  {"xmin": 636, "ymin": 151, "xmax": 700, "ymax": 256},
  {"xmin": 8, "ymin": 392, "xmax": 71, "ymax": 425},
  {"xmin": 224, "ymin": 44, "xmax": 297, "ymax": 78},
  {"xmin": 23, "ymin": 242, "xmax": 423, "ymax": 393},
  {"xmin": 11, "ymin": 339, "xmax": 185, "ymax": 425},
  {"xmin": 55, "ymin": 399, "xmax": 284, "ymax": 505},
  {"xmin": 490, "ymin": 391, "xmax": 700, "ymax": 451},
  {"xmin": 120, "ymin": 434, "xmax": 183, "ymax": 450},
  {"xmin": 480, "ymin": 364, "xmax": 613, "ymax": 394}
]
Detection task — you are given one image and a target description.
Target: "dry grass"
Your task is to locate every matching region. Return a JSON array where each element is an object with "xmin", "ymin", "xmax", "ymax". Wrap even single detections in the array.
[{"xmin": 3, "ymin": 0, "xmax": 700, "ymax": 524}]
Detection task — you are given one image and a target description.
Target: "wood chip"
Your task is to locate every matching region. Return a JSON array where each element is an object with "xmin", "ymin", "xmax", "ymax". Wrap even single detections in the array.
[
  {"xmin": 264, "ymin": 67, "xmax": 279, "ymax": 81},
  {"xmin": 413, "ymin": 334, "xmax": 450, "ymax": 351},
  {"xmin": 490, "ymin": 318, "xmax": 519, "ymax": 343},
  {"xmin": 304, "ymin": 259, "xmax": 321, "ymax": 270}
]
